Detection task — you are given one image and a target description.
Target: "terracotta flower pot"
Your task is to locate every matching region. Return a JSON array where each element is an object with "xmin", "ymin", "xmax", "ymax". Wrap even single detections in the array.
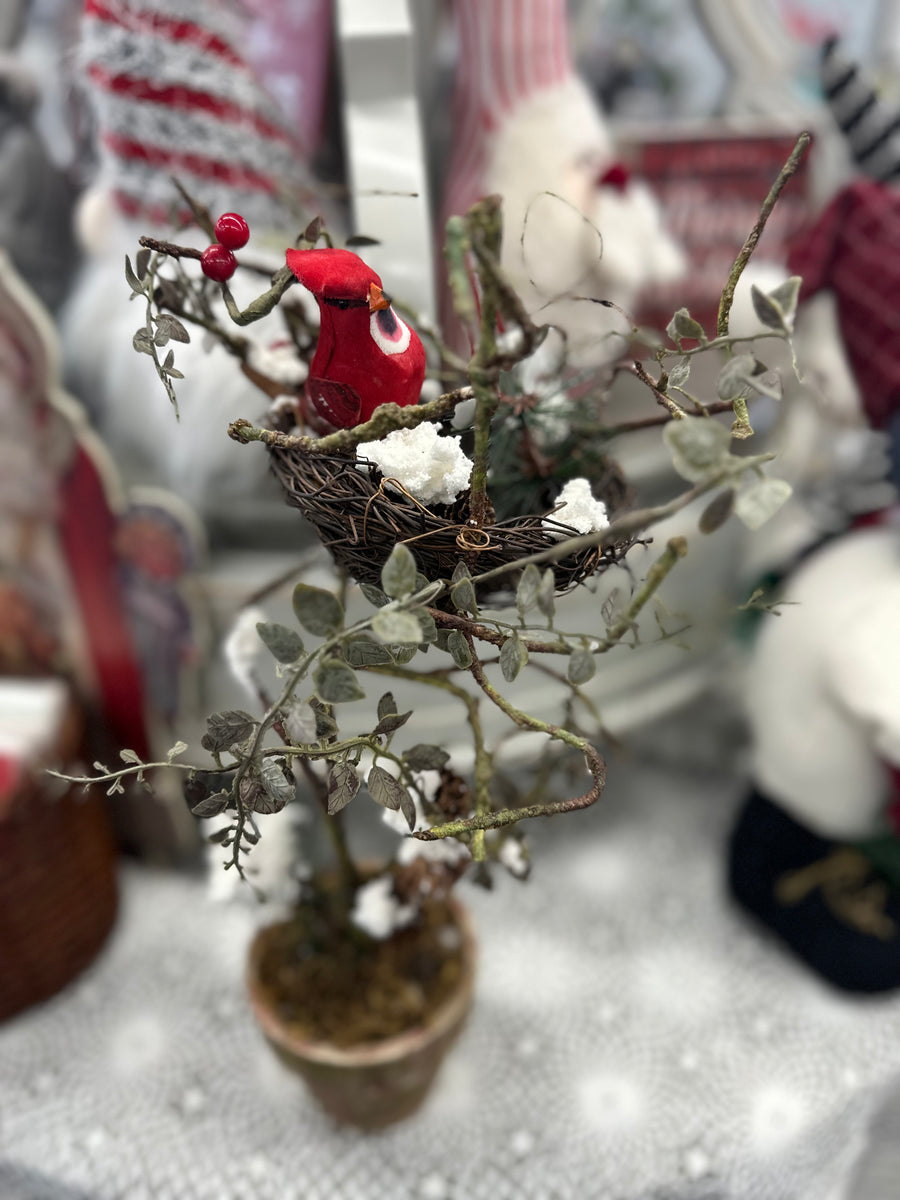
[{"xmin": 246, "ymin": 897, "xmax": 476, "ymax": 1129}]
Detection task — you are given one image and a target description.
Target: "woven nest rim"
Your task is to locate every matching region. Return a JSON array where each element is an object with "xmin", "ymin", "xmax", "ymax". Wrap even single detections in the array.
[{"xmin": 267, "ymin": 446, "xmax": 635, "ymax": 596}]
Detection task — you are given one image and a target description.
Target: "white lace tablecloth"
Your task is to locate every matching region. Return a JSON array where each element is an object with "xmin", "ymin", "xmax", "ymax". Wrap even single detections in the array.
[{"xmin": 2, "ymin": 760, "xmax": 900, "ymax": 1200}]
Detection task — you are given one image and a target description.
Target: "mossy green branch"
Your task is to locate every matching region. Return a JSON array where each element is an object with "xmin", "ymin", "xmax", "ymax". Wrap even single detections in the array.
[
  {"xmin": 363, "ymin": 663, "xmax": 493, "ymax": 861},
  {"xmin": 413, "ymin": 635, "xmax": 606, "ymax": 841},
  {"xmin": 715, "ymin": 131, "xmax": 811, "ymax": 439},
  {"xmin": 228, "ymin": 387, "xmax": 473, "ymax": 455},
  {"xmin": 221, "ymin": 265, "xmax": 297, "ymax": 326},
  {"xmin": 466, "ymin": 196, "xmax": 504, "ymax": 526}
]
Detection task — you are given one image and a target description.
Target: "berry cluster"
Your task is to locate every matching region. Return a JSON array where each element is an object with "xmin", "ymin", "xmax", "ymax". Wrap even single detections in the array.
[{"xmin": 200, "ymin": 213, "xmax": 250, "ymax": 283}]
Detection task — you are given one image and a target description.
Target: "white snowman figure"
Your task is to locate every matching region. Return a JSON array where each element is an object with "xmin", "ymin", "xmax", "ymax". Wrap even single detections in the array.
[{"xmin": 729, "ymin": 40, "xmax": 900, "ymax": 992}]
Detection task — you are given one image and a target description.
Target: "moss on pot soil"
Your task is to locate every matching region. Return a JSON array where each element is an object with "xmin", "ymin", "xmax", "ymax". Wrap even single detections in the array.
[{"xmin": 253, "ymin": 890, "xmax": 465, "ymax": 1048}]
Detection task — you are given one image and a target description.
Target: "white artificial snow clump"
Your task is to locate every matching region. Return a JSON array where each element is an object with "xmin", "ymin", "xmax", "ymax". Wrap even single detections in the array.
[
  {"xmin": 245, "ymin": 339, "xmax": 308, "ymax": 386},
  {"xmin": 543, "ymin": 478, "xmax": 609, "ymax": 537},
  {"xmin": 357, "ymin": 423, "xmax": 473, "ymax": 506},
  {"xmin": 350, "ymin": 875, "xmax": 416, "ymax": 940},
  {"xmin": 499, "ymin": 838, "xmax": 529, "ymax": 879},
  {"xmin": 382, "ymin": 770, "xmax": 471, "ymax": 867},
  {"xmin": 223, "ymin": 605, "xmax": 268, "ymax": 697}
]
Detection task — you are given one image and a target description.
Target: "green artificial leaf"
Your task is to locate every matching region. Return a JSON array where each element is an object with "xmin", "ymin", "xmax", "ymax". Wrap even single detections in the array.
[
  {"xmin": 410, "ymin": 607, "xmax": 438, "ymax": 643},
  {"xmin": 202, "ymin": 710, "xmax": 257, "ymax": 753},
  {"xmin": 663, "ymin": 416, "xmax": 732, "ymax": 481},
  {"xmin": 359, "ymin": 582, "xmax": 390, "ymax": 608},
  {"xmin": 314, "ymin": 658, "xmax": 366, "ymax": 703},
  {"xmin": 698, "ymin": 488, "xmax": 735, "ymax": 534},
  {"xmin": 500, "ymin": 633, "xmax": 529, "ymax": 682},
  {"xmin": 367, "ymin": 763, "xmax": 406, "ymax": 811},
  {"xmin": 536, "ymin": 568, "xmax": 556, "ymax": 621},
  {"xmin": 398, "ymin": 788, "xmax": 418, "ymax": 831},
  {"xmin": 256, "ymin": 621, "xmax": 304, "ymax": 663},
  {"xmin": 207, "ymin": 825, "xmax": 231, "ymax": 845},
  {"xmin": 377, "ymin": 692, "xmax": 397, "ymax": 721},
  {"xmin": 601, "ymin": 587, "xmax": 625, "ymax": 627},
  {"xmin": 448, "ymin": 630, "xmax": 473, "ymax": 668},
  {"xmin": 390, "ymin": 644, "xmax": 418, "ymax": 664},
  {"xmin": 344, "ymin": 637, "xmax": 395, "ymax": 667},
  {"xmin": 716, "ymin": 353, "xmax": 758, "ymax": 401},
  {"xmin": 310, "ymin": 697, "xmax": 338, "ymax": 737},
  {"xmin": 733, "ymin": 477, "xmax": 793, "ymax": 530},
  {"xmin": 257, "ymin": 757, "xmax": 295, "ymax": 813},
  {"xmin": 135, "ymin": 247, "xmax": 151, "ymax": 279},
  {"xmin": 372, "ymin": 608, "xmax": 423, "ymax": 645},
  {"xmin": 327, "ymin": 762, "xmax": 360, "ymax": 814},
  {"xmin": 154, "ymin": 313, "xmax": 190, "ymax": 346},
  {"xmin": 516, "ymin": 563, "xmax": 541, "ymax": 620},
  {"xmin": 666, "ymin": 307, "xmax": 706, "ymax": 345},
  {"xmin": 167, "ymin": 741, "xmax": 188, "ymax": 762},
  {"xmin": 404, "ymin": 744, "xmax": 450, "ymax": 772},
  {"xmin": 567, "ymin": 647, "xmax": 596, "ymax": 685},
  {"xmin": 292, "ymin": 583, "xmax": 344, "ymax": 637},
  {"xmin": 373, "ymin": 710, "xmax": 413, "ymax": 737},
  {"xmin": 381, "ymin": 543, "xmax": 419, "ymax": 599},
  {"xmin": 667, "ymin": 357, "xmax": 691, "ymax": 391},
  {"xmin": 132, "ymin": 328, "xmax": 154, "ymax": 355},
  {"xmin": 124, "ymin": 255, "xmax": 145, "ymax": 296},
  {"xmin": 766, "ymin": 276, "xmax": 801, "ymax": 331},
  {"xmin": 190, "ymin": 789, "xmax": 231, "ymax": 818},
  {"xmin": 450, "ymin": 561, "xmax": 478, "ymax": 615},
  {"xmin": 119, "ymin": 748, "xmax": 142, "ymax": 765}
]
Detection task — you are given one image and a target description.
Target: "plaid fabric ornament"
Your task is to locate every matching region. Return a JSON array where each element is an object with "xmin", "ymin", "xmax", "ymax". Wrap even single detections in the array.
[
  {"xmin": 788, "ymin": 177, "xmax": 900, "ymax": 430},
  {"xmin": 79, "ymin": 0, "xmax": 315, "ymax": 229}
]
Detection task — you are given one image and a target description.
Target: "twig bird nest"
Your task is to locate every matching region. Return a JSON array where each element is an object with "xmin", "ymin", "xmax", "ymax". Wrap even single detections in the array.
[{"xmin": 268, "ymin": 446, "xmax": 635, "ymax": 597}]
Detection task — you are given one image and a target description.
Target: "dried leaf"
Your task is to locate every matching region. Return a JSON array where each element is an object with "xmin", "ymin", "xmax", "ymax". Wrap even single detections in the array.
[
  {"xmin": 327, "ymin": 762, "xmax": 360, "ymax": 814},
  {"xmin": 404, "ymin": 744, "xmax": 450, "ymax": 771},
  {"xmin": 202, "ymin": 710, "xmax": 257, "ymax": 752},
  {"xmin": 367, "ymin": 763, "xmax": 406, "ymax": 811}
]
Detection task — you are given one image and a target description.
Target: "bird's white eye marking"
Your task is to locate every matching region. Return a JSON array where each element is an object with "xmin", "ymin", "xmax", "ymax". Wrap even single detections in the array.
[{"xmin": 370, "ymin": 307, "xmax": 411, "ymax": 356}]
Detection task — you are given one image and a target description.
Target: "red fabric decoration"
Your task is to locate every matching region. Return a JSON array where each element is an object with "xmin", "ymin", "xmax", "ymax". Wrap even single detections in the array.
[
  {"xmin": 286, "ymin": 248, "xmax": 426, "ymax": 430},
  {"xmin": 787, "ymin": 178, "xmax": 900, "ymax": 429},
  {"xmin": 597, "ymin": 162, "xmax": 631, "ymax": 192}
]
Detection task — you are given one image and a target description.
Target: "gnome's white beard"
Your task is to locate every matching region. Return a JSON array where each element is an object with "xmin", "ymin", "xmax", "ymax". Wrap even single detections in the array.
[
  {"xmin": 484, "ymin": 77, "xmax": 686, "ymax": 366},
  {"xmin": 746, "ymin": 524, "xmax": 900, "ymax": 840}
]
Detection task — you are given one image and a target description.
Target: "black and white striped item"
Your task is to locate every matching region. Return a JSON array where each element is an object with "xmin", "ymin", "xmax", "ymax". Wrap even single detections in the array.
[{"xmin": 821, "ymin": 36, "xmax": 900, "ymax": 184}]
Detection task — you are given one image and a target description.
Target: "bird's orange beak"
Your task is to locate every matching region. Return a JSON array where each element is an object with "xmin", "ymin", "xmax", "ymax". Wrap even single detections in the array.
[{"xmin": 368, "ymin": 283, "xmax": 391, "ymax": 312}]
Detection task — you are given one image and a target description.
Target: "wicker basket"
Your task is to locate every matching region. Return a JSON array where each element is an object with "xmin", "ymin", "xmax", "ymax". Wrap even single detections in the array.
[
  {"xmin": 268, "ymin": 448, "xmax": 635, "ymax": 595},
  {"xmin": 0, "ymin": 691, "xmax": 118, "ymax": 1022}
]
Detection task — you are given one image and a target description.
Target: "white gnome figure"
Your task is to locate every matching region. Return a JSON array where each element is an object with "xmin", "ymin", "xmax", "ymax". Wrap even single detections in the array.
[
  {"xmin": 439, "ymin": 0, "xmax": 685, "ymax": 363},
  {"xmin": 729, "ymin": 40, "xmax": 900, "ymax": 993},
  {"xmin": 61, "ymin": 0, "xmax": 335, "ymax": 532}
]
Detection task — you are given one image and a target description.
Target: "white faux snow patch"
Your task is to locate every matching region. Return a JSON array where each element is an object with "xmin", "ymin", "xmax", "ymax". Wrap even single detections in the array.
[
  {"xmin": 357, "ymin": 423, "xmax": 472, "ymax": 506},
  {"xmin": 543, "ymin": 477, "xmax": 609, "ymax": 537}
]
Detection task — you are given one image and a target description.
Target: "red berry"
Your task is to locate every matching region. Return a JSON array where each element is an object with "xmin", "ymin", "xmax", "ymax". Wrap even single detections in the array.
[
  {"xmin": 200, "ymin": 243, "xmax": 237, "ymax": 282},
  {"xmin": 214, "ymin": 212, "xmax": 250, "ymax": 250}
]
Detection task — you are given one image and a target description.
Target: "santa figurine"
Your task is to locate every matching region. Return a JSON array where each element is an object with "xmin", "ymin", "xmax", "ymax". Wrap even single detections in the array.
[
  {"xmin": 729, "ymin": 39, "xmax": 900, "ymax": 993},
  {"xmin": 439, "ymin": 0, "xmax": 685, "ymax": 362}
]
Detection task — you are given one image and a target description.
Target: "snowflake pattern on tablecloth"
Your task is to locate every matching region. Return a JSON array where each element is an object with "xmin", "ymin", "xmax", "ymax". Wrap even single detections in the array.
[{"xmin": 2, "ymin": 761, "xmax": 900, "ymax": 1199}]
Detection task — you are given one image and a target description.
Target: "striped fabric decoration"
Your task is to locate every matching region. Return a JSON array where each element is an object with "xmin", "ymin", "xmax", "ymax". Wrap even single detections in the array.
[
  {"xmin": 79, "ymin": 0, "xmax": 312, "ymax": 228},
  {"xmin": 821, "ymin": 36, "xmax": 900, "ymax": 184},
  {"xmin": 441, "ymin": 0, "xmax": 573, "ymax": 237}
]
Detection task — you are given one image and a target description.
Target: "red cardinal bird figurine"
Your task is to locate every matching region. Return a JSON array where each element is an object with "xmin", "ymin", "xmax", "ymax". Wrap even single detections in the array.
[{"xmin": 286, "ymin": 247, "xmax": 426, "ymax": 430}]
